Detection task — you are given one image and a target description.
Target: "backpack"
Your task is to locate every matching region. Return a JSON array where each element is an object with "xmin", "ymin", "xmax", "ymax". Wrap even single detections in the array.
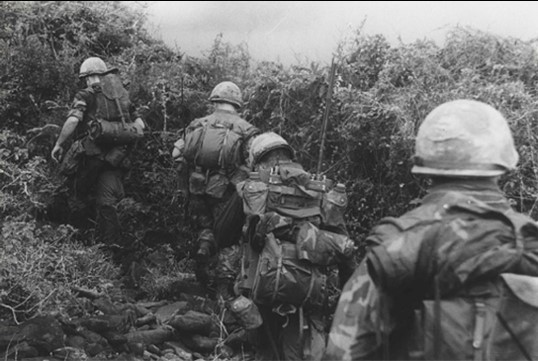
[
  {"xmin": 87, "ymin": 73, "xmax": 143, "ymax": 145},
  {"xmin": 324, "ymin": 192, "xmax": 538, "ymax": 361},
  {"xmin": 239, "ymin": 163, "xmax": 353, "ymax": 308},
  {"xmin": 408, "ymin": 197, "xmax": 538, "ymax": 360},
  {"xmin": 95, "ymin": 73, "xmax": 131, "ymax": 123},
  {"xmin": 252, "ymin": 232, "xmax": 328, "ymax": 308},
  {"xmin": 183, "ymin": 119, "xmax": 243, "ymax": 170},
  {"xmin": 414, "ymin": 273, "xmax": 538, "ymax": 360}
]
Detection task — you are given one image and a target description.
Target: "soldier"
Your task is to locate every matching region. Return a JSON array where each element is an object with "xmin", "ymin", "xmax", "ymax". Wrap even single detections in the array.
[
  {"xmin": 324, "ymin": 99, "xmax": 538, "ymax": 360},
  {"xmin": 51, "ymin": 57, "xmax": 145, "ymax": 246},
  {"xmin": 226, "ymin": 132, "xmax": 356, "ymax": 360},
  {"xmin": 172, "ymin": 81, "xmax": 259, "ymax": 289}
]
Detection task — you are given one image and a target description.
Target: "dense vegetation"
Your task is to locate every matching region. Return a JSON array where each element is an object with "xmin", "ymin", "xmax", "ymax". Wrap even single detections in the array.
[{"xmin": 2, "ymin": 0, "xmax": 538, "ymax": 328}]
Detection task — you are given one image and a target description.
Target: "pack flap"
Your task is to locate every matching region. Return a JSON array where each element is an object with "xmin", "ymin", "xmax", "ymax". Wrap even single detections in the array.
[
  {"xmin": 101, "ymin": 73, "xmax": 128, "ymax": 100},
  {"xmin": 501, "ymin": 273, "xmax": 538, "ymax": 308}
]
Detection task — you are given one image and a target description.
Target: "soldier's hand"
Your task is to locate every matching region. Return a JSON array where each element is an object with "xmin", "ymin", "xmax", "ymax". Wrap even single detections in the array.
[{"xmin": 51, "ymin": 144, "xmax": 64, "ymax": 163}]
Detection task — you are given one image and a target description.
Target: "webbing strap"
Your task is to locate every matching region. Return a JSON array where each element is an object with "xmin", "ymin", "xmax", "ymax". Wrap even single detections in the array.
[
  {"xmin": 298, "ymin": 306, "xmax": 305, "ymax": 359},
  {"xmin": 113, "ymin": 98, "xmax": 127, "ymax": 127},
  {"xmin": 433, "ymin": 275, "xmax": 442, "ymax": 359},
  {"xmin": 301, "ymin": 270, "xmax": 317, "ymax": 307},
  {"xmin": 472, "ymin": 302, "xmax": 486, "ymax": 361},
  {"xmin": 218, "ymin": 128, "xmax": 229, "ymax": 168}
]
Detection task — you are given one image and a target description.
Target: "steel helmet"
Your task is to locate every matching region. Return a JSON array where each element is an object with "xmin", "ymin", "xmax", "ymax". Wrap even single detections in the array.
[
  {"xmin": 79, "ymin": 57, "xmax": 117, "ymax": 79},
  {"xmin": 248, "ymin": 132, "xmax": 294, "ymax": 168},
  {"xmin": 209, "ymin": 81, "xmax": 243, "ymax": 108},
  {"xmin": 412, "ymin": 99, "xmax": 519, "ymax": 177}
]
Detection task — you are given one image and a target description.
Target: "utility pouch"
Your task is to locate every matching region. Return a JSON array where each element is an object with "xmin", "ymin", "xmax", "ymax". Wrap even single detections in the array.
[
  {"xmin": 205, "ymin": 171, "xmax": 230, "ymax": 199},
  {"xmin": 228, "ymin": 295, "xmax": 263, "ymax": 330},
  {"xmin": 189, "ymin": 167, "xmax": 207, "ymax": 195}
]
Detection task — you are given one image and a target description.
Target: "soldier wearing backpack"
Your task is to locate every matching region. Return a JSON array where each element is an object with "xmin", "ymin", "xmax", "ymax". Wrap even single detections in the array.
[
  {"xmin": 222, "ymin": 131, "xmax": 356, "ymax": 360},
  {"xmin": 51, "ymin": 57, "xmax": 145, "ymax": 246},
  {"xmin": 172, "ymin": 81, "xmax": 260, "ymax": 289},
  {"xmin": 324, "ymin": 99, "xmax": 538, "ymax": 360}
]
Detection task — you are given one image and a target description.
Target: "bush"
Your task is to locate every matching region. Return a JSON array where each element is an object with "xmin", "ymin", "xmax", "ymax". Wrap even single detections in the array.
[
  {"xmin": 0, "ymin": 220, "xmax": 120, "ymax": 322},
  {"xmin": 3, "ymin": 2, "xmax": 538, "ymax": 327}
]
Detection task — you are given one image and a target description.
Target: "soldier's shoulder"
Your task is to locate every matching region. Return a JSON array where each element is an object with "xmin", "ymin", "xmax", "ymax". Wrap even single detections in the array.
[
  {"xmin": 73, "ymin": 87, "xmax": 96, "ymax": 101},
  {"xmin": 213, "ymin": 110, "xmax": 252, "ymax": 126},
  {"xmin": 187, "ymin": 115, "xmax": 210, "ymax": 128},
  {"xmin": 375, "ymin": 202, "xmax": 442, "ymax": 232}
]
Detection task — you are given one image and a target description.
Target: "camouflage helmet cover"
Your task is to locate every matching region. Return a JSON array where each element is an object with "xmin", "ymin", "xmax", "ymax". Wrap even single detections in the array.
[
  {"xmin": 248, "ymin": 132, "xmax": 294, "ymax": 168},
  {"xmin": 209, "ymin": 81, "xmax": 243, "ymax": 108},
  {"xmin": 412, "ymin": 99, "xmax": 519, "ymax": 177},
  {"xmin": 79, "ymin": 57, "xmax": 118, "ymax": 79}
]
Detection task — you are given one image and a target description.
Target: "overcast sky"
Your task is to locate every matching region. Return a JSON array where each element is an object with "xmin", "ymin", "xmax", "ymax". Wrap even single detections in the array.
[{"xmin": 145, "ymin": 1, "xmax": 538, "ymax": 65}]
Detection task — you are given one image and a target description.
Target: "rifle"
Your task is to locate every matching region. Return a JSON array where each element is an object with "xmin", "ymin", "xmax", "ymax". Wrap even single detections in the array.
[{"xmin": 316, "ymin": 57, "xmax": 337, "ymax": 176}]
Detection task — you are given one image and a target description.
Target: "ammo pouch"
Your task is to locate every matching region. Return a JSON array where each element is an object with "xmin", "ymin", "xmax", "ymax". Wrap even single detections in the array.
[
  {"xmin": 252, "ymin": 233, "xmax": 326, "ymax": 308},
  {"xmin": 321, "ymin": 187, "xmax": 348, "ymax": 229},
  {"xmin": 58, "ymin": 139, "xmax": 85, "ymax": 176},
  {"xmin": 266, "ymin": 183, "xmax": 323, "ymax": 219},
  {"xmin": 241, "ymin": 178, "xmax": 268, "ymax": 216},
  {"xmin": 89, "ymin": 119, "xmax": 143, "ymax": 145},
  {"xmin": 295, "ymin": 221, "xmax": 355, "ymax": 266}
]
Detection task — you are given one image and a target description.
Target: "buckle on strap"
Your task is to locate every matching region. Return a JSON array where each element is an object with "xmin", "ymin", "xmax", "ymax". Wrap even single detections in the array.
[{"xmin": 473, "ymin": 301, "xmax": 486, "ymax": 361}]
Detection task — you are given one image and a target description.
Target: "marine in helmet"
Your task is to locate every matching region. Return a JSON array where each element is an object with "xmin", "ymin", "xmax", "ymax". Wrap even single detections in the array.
[
  {"xmin": 50, "ymin": 57, "xmax": 145, "ymax": 248},
  {"xmin": 172, "ymin": 81, "xmax": 259, "ymax": 291},
  {"xmin": 215, "ymin": 131, "xmax": 356, "ymax": 360},
  {"xmin": 324, "ymin": 100, "xmax": 538, "ymax": 360}
]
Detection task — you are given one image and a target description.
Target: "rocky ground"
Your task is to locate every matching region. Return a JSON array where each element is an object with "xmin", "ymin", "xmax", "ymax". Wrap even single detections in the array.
[{"xmin": 0, "ymin": 276, "xmax": 255, "ymax": 361}]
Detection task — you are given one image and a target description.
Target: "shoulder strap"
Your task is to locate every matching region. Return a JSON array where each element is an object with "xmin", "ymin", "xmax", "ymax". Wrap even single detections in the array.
[{"xmin": 501, "ymin": 209, "xmax": 538, "ymax": 250}]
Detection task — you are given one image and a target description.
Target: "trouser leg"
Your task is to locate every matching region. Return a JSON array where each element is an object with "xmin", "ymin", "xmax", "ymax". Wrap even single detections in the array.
[
  {"xmin": 95, "ymin": 168, "xmax": 124, "ymax": 245},
  {"xmin": 65, "ymin": 157, "xmax": 105, "ymax": 229},
  {"xmin": 281, "ymin": 311, "xmax": 326, "ymax": 361},
  {"xmin": 253, "ymin": 306, "xmax": 283, "ymax": 361},
  {"xmin": 216, "ymin": 245, "xmax": 241, "ymax": 301}
]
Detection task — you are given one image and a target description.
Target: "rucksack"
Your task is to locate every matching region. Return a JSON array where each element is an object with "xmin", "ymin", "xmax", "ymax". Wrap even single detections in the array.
[
  {"xmin": 95, "ymin": 73, "xmax": 131, "ymax": 123},
  {"xmin": 324, "ymin": 192, "xmax": 538, "ymax": 361},
  {"xmin": 239, "ymin": 163, "xmax": 354, "ymax": 308},
  {"xmin": 413, "ymin": 273, "xmax": 538, "ymax": 360},
  {"xmin": 183, "ymin": 119, "xmax": 243, "ymax": 170},
  {"xmin": 87, "ymin": 73, "xmax": 143, "ymax": 145},
  {"xmin": 408, "ymin": 198, "xmax": 538, "ymax": 360},
  {"xmin": 252, "ymin": 232, "xmax": 328, "ymax": 308}
]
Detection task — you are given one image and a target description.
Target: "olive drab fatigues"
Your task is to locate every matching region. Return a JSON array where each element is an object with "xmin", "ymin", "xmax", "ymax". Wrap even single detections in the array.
[
  {"xmin": 231, "ymin": 161, "xmax": 356, "ymax": 361},
  {"xmin": 324, "ymin": 179, "xmax": 538, "ymax": 360},
  {"xmin": 181, "ymin": 108, "xmax": 259, "ymax": 288},
  {"xmin": 55, "ymin": 75, "xmax": 133, "ymax": 244}
]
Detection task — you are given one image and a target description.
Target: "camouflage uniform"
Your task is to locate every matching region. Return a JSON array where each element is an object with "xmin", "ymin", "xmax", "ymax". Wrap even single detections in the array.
[
  {"xmin": 325, "ymin": 178, "xmax": 527, "ymax": 360},
  {"xmin": 219, "ymin": 132, "xmax": 356, "ymax": 360},
  {"xmin": 324, "ymin": 100, "xmax": 538, "ymax": 360}
]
